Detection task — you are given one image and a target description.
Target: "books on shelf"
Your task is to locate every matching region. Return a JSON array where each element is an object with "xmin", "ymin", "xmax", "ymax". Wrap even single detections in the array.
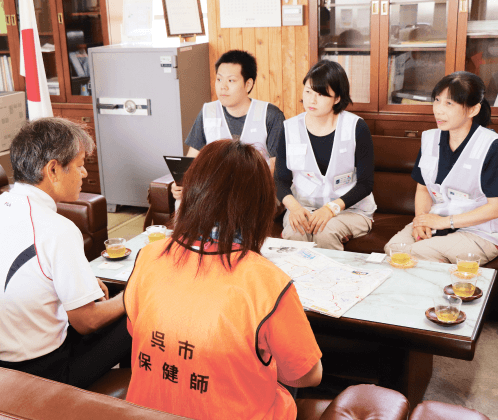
[
  {"xmin": 68, "ymin": 50, "xmax": 90, "ymax": 78},
  {"xmin": 47, "ymin": 77, "xmax": 60, "ymax": 96},
  {"xmin": 467, "ymin": 21, "xmax": 498, "ymax": 36},
  {"xmin": 0, "ymin": 55, "xmax": 14, "ymax": 92},
  {"xmin": 324, "ymin": 54, "xmax": 370, "ymax": 103},
  {"xmin": 387, "ymin": 52, "xmax": 410, "ymax": 102},
  {"xmin": 393, "ymin": 90, "xmax": 432, "ymax": 103}
]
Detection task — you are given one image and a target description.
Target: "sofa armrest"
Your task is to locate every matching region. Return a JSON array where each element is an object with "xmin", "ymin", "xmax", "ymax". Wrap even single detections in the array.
[
  {"xmin": 0, "ymin": 367, "xmax": 190, "ymax": 420},
  {"xmin": 57, "ymin": 193, "xmax": 108, "ymax": 261}
]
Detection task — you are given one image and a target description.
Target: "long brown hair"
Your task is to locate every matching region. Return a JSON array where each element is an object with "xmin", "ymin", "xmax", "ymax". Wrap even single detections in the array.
[{"xmin": 165, "ymin": 140, "xmax": 276, "ymax": 270}]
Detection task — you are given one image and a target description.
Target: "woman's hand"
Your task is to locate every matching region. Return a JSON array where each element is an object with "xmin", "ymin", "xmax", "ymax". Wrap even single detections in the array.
[
  {"xmin": 171, "ymin": 182, "xmax": 183, "ymax": 201},
  {"xmin": 288, "ymin": 206, "xmax": 312, "ymax": 235},
  {"xmin": 413, "ymin": 213, "xmax": 449, "ymax": 230},
  {"xmin": 309, "ymin": 206, "xmax": 334, "ymax": 234},
  {"xmin": 412, "ymin": 225, "xmax": 432, "ymax": 241}
]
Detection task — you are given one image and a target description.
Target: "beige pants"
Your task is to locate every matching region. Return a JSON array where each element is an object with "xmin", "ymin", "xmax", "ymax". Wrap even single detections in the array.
[
  {"xmin": 384, "ymin": 223, "xmax": 498, "ymax": 265},
  {"xmin": 282, "ymin": 209, "xmax": 372, "ymax": 250}
]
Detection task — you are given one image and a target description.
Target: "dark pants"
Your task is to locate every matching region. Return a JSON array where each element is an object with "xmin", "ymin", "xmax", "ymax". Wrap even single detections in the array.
[{"xmin": 0, "ymin": 316, "xmax": 131, "ymax": 389}]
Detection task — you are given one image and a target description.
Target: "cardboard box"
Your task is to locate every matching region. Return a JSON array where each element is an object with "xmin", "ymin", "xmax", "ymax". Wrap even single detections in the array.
[
  {"xmin": 0, "ymin": 92, "xmax": 27, "ymax": 152},
  {"xmin": 0, "ymin": 149, "xmax": 13, "ymax": 184}
]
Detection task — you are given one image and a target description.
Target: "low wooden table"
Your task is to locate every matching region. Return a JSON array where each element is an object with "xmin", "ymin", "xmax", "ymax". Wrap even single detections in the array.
[{"xmin": 91, "ymin": 236, "xmax": 496, "ymax": 407}]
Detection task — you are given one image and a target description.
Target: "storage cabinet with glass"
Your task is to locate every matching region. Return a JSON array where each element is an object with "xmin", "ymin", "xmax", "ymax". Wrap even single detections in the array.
[
  {"xmin": 2, "ymin": 0, "xmax": 109, "ymax": 192},
  {"xmin": 310, "ymin": 0, "xmax": 498, "ymax": 136}
]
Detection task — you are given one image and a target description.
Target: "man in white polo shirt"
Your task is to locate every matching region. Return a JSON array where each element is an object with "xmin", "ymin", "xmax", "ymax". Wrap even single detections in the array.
[{"xmin": 0, "ymin": 117, "xmax": 130, "ymax": 387}]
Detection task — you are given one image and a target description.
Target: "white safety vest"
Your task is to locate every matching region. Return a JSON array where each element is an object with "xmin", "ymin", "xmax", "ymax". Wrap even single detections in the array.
[
  {"xmin": 203, "ymin": 99, "xmax": 270, "ymax": 160},
  {"xmin": 419, "ymin": 126, "xmax": 498, "ymax": 245},
  {"xmin": 284, "ymin": 111, "xmax": 377, "ymax": 219}
]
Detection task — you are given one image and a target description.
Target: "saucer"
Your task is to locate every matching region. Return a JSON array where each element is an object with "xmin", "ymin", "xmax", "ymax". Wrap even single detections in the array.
[
  {"xmin": 387, "ymin": 256, "xmax": 418, "ymax": 269},
  {"xmin": 444, "ymin": 284, "xmax": 483, "ymax": 302},
  {"xmin": 448, "ymin": 265, "xmax": 482, "ymax": 276},
  {"xmin": 101, "ymin": 248, "xmax": 131, "ymax": 261},
  {"xmin": 425, "ymin": 307, "xmax": 466, "ymax": 326}
]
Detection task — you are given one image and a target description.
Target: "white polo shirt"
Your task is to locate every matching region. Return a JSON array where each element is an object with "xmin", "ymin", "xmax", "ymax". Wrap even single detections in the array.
[{"xmin": 0, "ymin": 183, "xmax": 104, "ymax": 362}]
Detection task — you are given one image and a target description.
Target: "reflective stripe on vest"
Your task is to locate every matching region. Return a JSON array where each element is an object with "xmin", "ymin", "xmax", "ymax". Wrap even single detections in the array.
[
  {"xmin": 203, "ymin": 99, "xmax": 269, "ymax": 160},
  {"xmin": 284, "ymin": 111, "xmax": 376, "ymax": 219},
  {"xmin": 420, "ymin": 126, "xmax": 498, "ymax": 244}
]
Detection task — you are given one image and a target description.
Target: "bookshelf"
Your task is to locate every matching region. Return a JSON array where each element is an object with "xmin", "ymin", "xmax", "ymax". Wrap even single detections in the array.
[
  {"xmin": 310, "ymin": 0, "xmax": 498, "ymax": 136},
  {"xmin": 2, "ymin": 0, "xmax": 109, "ymax": 192}
]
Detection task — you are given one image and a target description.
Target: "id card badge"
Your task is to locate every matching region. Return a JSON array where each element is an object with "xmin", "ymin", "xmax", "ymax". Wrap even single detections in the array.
[
  {"xmin": 430, "ymin": 190, "xmax": 444, "ymax": 204},
  {"xmin": 447, "ymin": 188, "xmax": 470, "ymax": 200},
  {"xmin": 333, "ymin": 172, "xmax": 353, "ymax": 190}
]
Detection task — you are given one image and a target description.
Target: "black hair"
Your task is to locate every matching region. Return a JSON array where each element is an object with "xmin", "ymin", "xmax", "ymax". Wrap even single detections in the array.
[
  {"xmin": 303, "ymin": 60, "xmax": 353, "ymax": 114},
  {"xmin": 215, "ymin": 50, "xmax": 257, "ymax": 94},
  {"xmin": 432, "ymin": 71, "xmax": 491, "ymax": 127}
]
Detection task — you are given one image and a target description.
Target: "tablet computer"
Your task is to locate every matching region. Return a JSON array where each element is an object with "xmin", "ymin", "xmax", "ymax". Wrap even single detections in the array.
[{"xmin": 163, "ymin": 156, "xmax": 194, "ymax": 186}]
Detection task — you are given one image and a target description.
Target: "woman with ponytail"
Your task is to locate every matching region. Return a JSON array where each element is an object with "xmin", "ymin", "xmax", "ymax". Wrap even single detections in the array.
[{"xmin": 385, "ymin": 71, "xmax": 498, "ymax": 265}]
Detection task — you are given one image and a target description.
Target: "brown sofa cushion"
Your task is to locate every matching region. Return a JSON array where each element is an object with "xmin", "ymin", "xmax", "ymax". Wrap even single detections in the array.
[{"xmin": 0, "ymin": 367, "xmax": 190, "ymax": 420}]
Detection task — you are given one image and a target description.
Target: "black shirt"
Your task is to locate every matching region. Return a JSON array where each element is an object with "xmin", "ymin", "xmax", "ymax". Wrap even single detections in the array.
[
  {"xmin": 412, "ymin": 123, "xmax": 498, "ymax": 197},
  {"xmin": 275, "ymin": 118, "xmax": 375, "ymax": 208}
]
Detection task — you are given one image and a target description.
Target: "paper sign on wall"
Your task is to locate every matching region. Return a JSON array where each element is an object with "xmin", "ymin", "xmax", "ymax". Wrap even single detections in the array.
[{"xmin": 220, "ymin": 0, "xmax": 281, "ymax": 28}]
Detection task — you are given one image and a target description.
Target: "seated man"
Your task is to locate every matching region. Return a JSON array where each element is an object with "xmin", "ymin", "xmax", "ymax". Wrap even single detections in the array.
[
  {"xmin": 171, "ymin": 49, "xmax": 285, "ymax": 202},
  {"xmin": 0, "ymin": 117, "xmax": 131, "ymax": 388}
]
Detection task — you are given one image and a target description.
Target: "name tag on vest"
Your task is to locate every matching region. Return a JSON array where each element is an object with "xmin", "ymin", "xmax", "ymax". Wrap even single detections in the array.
[
  {"xmin": 447, "ymin": 188, "xmax": 470, "ymax": 200},
  {"xmin": 333, "ymin": 172, "xmax": 353, "ymax": 189}
]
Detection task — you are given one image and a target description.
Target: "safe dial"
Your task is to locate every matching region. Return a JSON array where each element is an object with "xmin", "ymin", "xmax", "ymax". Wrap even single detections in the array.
[{"xmin": 124, "ymin": 100, "xmax": 137, "ymax": 114}]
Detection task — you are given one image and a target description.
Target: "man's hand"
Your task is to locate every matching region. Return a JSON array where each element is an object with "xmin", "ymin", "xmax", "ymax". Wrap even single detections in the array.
[
  {"xmin": 412, "ymin": 226, "xmax": 432, "ymax": 241},
  {"xmin": 288, "ymin": 206, "xmax": 312, "ymax": 235},
  {"xmin": 308, "ymin": 206, "xmax": 334, "ymax": 234},
  {"xmin": 171, "ymin": 182, "xmax": 183, "ymax": 201},
  {"xmin": 413, "ymin": 213, "xmax": 449, "ymax": 230},
  {"xmin": 96, "ymin": 278, "xmax": 109, "ymax": 300}
]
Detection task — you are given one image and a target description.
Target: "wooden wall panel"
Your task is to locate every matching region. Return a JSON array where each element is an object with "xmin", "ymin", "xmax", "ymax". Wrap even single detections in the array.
[{"xmin": 207, "ymin": 0, "xmax": 309, "ymax": 118}]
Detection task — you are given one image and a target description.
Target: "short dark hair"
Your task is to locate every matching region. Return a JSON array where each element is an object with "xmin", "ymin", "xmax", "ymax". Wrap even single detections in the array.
[
  {"xmin": 215, "ymin": 50, "xmax": 257, "ymax": 92},
  {"xmin": 10, "ymin": 117, "xmax": 95, "ymax": 184},
  {"xmin": 165, "ymin": 140, "xmax": 276, "ymax": 270},
  {"xmin": 432, "ymin": 71, "xmax": 491, "ymax": 127},
  {"xmin": 303, "ymin": 60, "xmax": 353, "ymax": 114}
]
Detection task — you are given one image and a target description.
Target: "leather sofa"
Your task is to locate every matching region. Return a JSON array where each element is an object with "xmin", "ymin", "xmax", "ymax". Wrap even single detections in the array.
[{"xmin": 0, "ymin": 164, "xmax": 107, "ymax": 262}]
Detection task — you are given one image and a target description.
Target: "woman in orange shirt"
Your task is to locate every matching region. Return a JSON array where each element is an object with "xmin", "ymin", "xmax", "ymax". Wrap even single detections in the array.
[{"xmin": 124, "ymin": 140, "xmax": 323, "ymax": 419}]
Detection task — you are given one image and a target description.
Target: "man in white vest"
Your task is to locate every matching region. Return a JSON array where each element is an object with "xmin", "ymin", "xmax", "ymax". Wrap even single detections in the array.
[
  {"xmin": 0, "ymin": 118, "xmax": 130, "ymax": 387},
  {"xmin": 171, "ymin": 50, "xmax": 285, "ymax": 202}
]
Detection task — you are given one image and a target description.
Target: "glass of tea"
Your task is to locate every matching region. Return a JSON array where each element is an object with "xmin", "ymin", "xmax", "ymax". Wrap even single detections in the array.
[
  {"xmin": 104, "ymin": 238, "xmax": 126, "ymax": 258},
  {"xmin": 451, "ymin": 270, "xmax": 478, "ymax": 298},
  {"xmin": 434, "ymin": 295, "xmax": 462, "ymax": 323},
  {"xmin": 456, "ymin": 253, "xmax": 480, "ymax": 274},
  {"xmin": 389, "ymin": 243, "xmax": 412, "ymax": 266},
  {"xmin": 146, "ymin": 225, "xmax": 167, "ymax": 243}
]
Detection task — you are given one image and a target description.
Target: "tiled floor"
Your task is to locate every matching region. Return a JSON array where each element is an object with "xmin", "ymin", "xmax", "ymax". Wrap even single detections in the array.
[{"xmin": 107, "ymin": 206, "xmax": 498, "ymax": 418}]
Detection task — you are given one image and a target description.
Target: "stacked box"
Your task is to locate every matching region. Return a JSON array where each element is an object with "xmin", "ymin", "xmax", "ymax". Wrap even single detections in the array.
[{"xmin": 0, "ymin": 91, "xmax": 27, "ymax": 152}]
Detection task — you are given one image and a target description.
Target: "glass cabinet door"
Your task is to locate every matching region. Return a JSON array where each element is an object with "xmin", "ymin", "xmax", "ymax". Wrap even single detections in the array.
[
  {"xmin": 32, "ymin": 0, "xmax": 66, "ymax": 102},
  {"xmin": 380, "ymin": 0, "xmax": 455, "ymax": 111},
  {"xmin": 457, "ymin": 0, "xmax": 498, "ymax": 112},
  {"xmin": 316, "ymin": 0, "xmax": 379, "ymax": 111},
  {"xmin": 0, "ymin": 0, "xmax": 20, "ymax": 91},
  {"xmin": 57, "ymin": 0, "xmax": 109, "ymax": 102}
]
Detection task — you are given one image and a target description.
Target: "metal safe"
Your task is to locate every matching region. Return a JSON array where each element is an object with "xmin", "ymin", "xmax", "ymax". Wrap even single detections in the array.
[{"xmin": 88, "ymin": 43, "xmax": 211, "ymax": 211}]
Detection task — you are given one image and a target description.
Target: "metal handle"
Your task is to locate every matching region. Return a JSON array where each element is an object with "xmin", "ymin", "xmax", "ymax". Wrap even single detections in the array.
[
  {"xmin": 405, "ymin": 130, "xmax": 419, "ymax": 138},
  {"xmin": 85, "ymin": 157, "xmax": 97, "ymax": 164},
  {"xmin": 6, "ymin": 15, "xmax": 11, "ymax": 25},
  {"xmin": 87, "ymin": 179, "xmax": 97, "ymax": 185},
  {"xmin": 381, "ymin": 1, "xmax": 388, "ymax": 15},
  {"xmin": 10, "ymin": 15, "xmax": 16, "ymax": 26},
  {"xmin": 372, "ymin": 1, "xmax": 379, "ymax": 15},
  {"xmin": 459, "ymin": 0, "xmax": 468, "ymax": 12},
  {"xmin": 97, "ymin": 103, "xmax": 119, "ymax": 110},
  {"xmin": 81, "ymin": 117, "xmax": 91, "ymax": 123},
  {"xmin": 58, "ymin": 13, "xmax": 63, "ymax": 24}
]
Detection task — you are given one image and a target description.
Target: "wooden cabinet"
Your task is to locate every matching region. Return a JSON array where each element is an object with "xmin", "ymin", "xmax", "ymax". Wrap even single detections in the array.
[
  {"xmin": 310, "ymin": 0, "xmax": 498, "ymax": 135},
  {"xmin": 3, "ymin": 0, "xmax": 109, "ymax": 192}
]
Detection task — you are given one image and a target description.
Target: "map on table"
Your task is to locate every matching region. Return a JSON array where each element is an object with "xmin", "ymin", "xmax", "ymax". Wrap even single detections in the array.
[{"xmin": 261, "ymin": 239, "xmax": 392, "ymax": 318}]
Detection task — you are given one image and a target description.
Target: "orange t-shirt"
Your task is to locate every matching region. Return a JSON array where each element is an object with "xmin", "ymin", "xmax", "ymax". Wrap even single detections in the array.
[{"xmin": 124, "ymin": 239, "xmax": 321, "ymax": 420}]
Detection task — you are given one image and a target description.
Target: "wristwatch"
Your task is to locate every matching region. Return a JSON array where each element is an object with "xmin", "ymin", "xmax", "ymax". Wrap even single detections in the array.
[
  {"xmin": 325, "ymin": 202, "xmax": 341, "ymax": 216},
  {"xmin": 450, "ymin": 215, "xmax": 455, "ymax": 230}
]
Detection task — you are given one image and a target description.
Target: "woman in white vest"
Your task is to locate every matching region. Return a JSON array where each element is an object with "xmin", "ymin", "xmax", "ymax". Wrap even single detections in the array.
[
  {"xmin": 385, "ymin": 72, "xmax": 498, "ymax": 264},
  {"xmin": 275, "ymin": 60, "xmax": 376, "ymax": 250}
]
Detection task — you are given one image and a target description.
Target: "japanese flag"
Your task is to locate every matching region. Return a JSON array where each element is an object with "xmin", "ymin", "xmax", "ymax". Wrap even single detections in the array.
[{"xmin": 19, "ymin": 0, "xmax": 53, "ymax": 120}]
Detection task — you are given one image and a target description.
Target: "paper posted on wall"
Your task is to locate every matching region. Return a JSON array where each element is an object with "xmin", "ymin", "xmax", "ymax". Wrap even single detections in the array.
[{"xmin": 261, "ymin": 238, "xmax": 392, "ymax": 318}]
